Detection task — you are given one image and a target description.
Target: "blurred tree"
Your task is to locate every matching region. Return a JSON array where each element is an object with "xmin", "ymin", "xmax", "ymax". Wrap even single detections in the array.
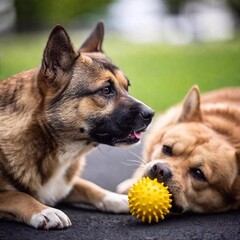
[
  {"xmin": 165, "ymin": 0, "xmax": 186, "ymax": 14},
  {"xmin": 165, "ymin": 0, "xmax": 240, "ymax": 20},
  {"xmin": 15, "ymin": 0, "xmax": 113, "ymax": 31},
  {"xmin": 228, "ymin": 0, "xmax": 240, "ymax": 21}
]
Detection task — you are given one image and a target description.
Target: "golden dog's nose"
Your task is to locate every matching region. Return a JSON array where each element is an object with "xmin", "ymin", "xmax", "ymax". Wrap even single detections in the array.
[{"xmin": 150, "ymin": 163, "xmax": 172, "ymax": 182}]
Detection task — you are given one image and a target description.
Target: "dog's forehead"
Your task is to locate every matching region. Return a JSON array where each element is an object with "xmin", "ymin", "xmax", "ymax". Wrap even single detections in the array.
[
  {"xmin": 162, "ymin": 123, "xmax": 235, "ymax": 161},
  {"xmin": 79, "ymin": 53, "xmax": 129, "ymax": 89},
  {"xmin": 164, "ymin": 123, "xmax": 212, "ymax": 144}
]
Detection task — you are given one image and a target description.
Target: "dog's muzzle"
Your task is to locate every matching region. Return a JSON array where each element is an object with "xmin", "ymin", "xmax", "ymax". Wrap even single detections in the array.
[
  {"xmin": 90, "ymin": 101, "xmax": 154, "ymax": 146},
  {"xmin": 145, "ymin": 162, "xmax": 184, "ymax": 214}
]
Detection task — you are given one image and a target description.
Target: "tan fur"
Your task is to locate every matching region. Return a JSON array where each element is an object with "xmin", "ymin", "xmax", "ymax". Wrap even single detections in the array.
[
  {"xmin": 118, "ymin": 86, "xmax": 240, "ymax": 213},
  {"xmin": 0, "ymin": 22, "xmax": 153, "ymax": 229}
]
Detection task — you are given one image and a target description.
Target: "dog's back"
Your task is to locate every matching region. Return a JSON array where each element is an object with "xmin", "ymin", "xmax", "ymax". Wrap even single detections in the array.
[
  {"xmin": 201, "ymin": 87, "xmax": 240, "ymax": 106},
  {"xmin": 200, "ymin": 87, "xmax": 240, "ymax": 151}
]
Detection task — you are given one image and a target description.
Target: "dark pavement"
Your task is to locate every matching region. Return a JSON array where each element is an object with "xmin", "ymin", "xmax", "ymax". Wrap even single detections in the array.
[{"xmin": 0, "ymin": 144, "xmax": 240, "ymax": 240}]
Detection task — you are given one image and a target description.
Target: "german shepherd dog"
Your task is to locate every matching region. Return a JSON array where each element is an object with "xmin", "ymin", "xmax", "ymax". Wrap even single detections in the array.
[
  {"xmin": 118, "ymin": 86, "xmax": 240, "ymax": 214},
  {"xmin": 0, "ymin": 22, "xmax": 154, "ymax": 229}
]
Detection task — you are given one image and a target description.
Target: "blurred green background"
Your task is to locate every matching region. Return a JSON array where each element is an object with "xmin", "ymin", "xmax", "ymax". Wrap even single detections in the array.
[{"xmin": 0, "ymin": 0, "xmax": 240, "ymax": 112}]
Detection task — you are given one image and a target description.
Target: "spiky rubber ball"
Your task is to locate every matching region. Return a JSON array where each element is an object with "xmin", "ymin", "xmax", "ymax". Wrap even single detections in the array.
[{"xmin": 128, "ymin": 177, "xmax": 172, "ymax": 223}]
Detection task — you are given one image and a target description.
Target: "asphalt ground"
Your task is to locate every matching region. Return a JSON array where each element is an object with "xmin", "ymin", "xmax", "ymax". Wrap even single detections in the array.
[{"xmin": 0, "ymin": 144, "xmax": 240, "ymax": 240}]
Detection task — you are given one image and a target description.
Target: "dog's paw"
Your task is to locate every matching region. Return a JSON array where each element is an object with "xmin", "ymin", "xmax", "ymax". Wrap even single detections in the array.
[
  {"xmin": 29, "ymin": 207, "xmax": 72, "ymax": 229},
  {"xmin": 116, "ymin": 178, "xmax": 135, "ymax": 194},
  {"xmin": 95, "ymin": 192, "xmax": 129, "ymax": 213}
]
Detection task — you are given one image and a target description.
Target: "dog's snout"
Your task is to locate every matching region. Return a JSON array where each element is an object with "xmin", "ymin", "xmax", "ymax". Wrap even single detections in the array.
[
  {"xmin": 150, "ymin": 163, "xmax": 172, "ymax": 181},
  {"xmin": 130, "ymin": 104, "xmax": 154, "ymax": 123},
  {"xmin": 140, "ymin": 107, "xmax": 154, "ymax": 121},
  {"xmin": 133, "ymin": 104, "xmax": 154, "ymax": 122}
]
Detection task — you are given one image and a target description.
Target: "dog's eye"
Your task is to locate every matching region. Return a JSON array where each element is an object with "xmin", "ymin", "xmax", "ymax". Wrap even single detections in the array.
[
  {"xmin": 162, "ymin": 145, "xmax": 173, "ymax": 156},
  {"xmin": 190, "ymin": 168, "xmax": 206, "ymax": 182},
  {"xmin": 100, "ymin": 86, "xmax": 112, "ymax": 95}
]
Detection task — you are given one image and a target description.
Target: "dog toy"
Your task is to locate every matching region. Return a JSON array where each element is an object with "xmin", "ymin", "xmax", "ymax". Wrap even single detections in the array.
[{"xmin": 128, "ymin": 177, "xmax": 172, "ymax": 223}]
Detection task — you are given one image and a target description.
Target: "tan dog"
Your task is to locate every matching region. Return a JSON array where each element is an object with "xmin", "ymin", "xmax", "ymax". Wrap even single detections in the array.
[
  {"xmin": 118, "ymin": 86, "xmax": 240, "ymax": 214},
  {"xmin": 0, "ymin": 22, "xmax": 154, "ymax": 229}
]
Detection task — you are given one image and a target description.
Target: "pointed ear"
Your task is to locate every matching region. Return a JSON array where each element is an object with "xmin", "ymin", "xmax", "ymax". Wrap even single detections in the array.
[
  {"xmin": 178, "ymin": 86, "xmax": 202, "ymax": 122},
  {"xmin": 41, "ymin": 25, "xmax": 79, "ymax": 84},
  {"xmin": 80, "ymin": 21, "xmax": 104, "ymax": 53}
]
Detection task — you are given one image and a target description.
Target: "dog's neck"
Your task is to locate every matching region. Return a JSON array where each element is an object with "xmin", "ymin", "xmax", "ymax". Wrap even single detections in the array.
[{"xmin": 0, "ymin": 69, "xmax": 97, "ymax": 194}]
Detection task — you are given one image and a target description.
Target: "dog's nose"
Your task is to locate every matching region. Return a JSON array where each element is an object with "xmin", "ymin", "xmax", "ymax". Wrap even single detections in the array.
[
  {"xmin": 139, "ymin": 106, "xmax": 155, "ymax": 121},
  {"xmin": 150, "ymin": 163, "xmax": 172, "ymax": 182},
  {"xmin": 140, "ymin": 108, "xmax": 154, "ymax": 120}
]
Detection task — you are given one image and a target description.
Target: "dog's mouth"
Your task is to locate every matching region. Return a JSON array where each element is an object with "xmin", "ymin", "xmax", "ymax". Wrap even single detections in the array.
[
  {"xmin": 93, "ymin": 126, "xmax": 146, "ymax": 146},
  {"xmin": 144, "ymin": 176, "xmax": 184, "ymax": 214},
  {"xmin": 116, "ymin": 131, "xmax": 142, "ymax": 144},
  {"xmin": 170, "ymin": 196, "xmax": 184, "ymax": 214},
  {"xmin": 113, "ymin": 126, "xmax": 148, "ymax": 145}
]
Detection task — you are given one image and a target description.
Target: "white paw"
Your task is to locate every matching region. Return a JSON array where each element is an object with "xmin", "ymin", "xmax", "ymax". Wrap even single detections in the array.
[
  {"xmin": 29, "ymin": 207, "xmax": 72, "ymax": 229},
  {"xmin": 95, "ymin": 192, "xmax": 129, "ymax": 213},
  {"xmin": 116, "ymin": 178, "xmax": 135, "ymax": 194}
]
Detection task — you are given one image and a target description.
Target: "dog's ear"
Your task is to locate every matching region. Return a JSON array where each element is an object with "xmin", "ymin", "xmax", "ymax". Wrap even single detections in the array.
[
  {"xmin": 178, "ymin": 86, "xmax": 202, "ymax": 122},
  {"xmin": 80, "ymin": 21, "xmax": 104, "ymax": 53},
  {"xmin": 40, "ymin": 25, "xmax": 79, "ymax": 86}
]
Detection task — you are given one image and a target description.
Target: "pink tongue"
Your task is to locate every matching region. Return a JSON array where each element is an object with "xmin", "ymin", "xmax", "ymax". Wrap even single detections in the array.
[{"xmin": 129, "ymin": 132, "xmax": 141, "ymax": 139}]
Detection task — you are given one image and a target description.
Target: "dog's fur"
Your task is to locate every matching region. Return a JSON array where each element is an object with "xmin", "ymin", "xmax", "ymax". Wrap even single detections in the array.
[
  {"xmin": 118, "ymin": 86, "xmax": 240, "ymax": 214},
  {"xmin": 0, "ymin": 22, "xmax": 154, "ymax": 229}
]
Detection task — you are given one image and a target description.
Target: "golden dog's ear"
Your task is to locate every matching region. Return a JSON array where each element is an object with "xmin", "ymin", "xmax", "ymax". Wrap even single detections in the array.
[
  {"xmin": 80, "ymin": 21, "xmax": 104, "ymax": 53},
  {"xmin": 40, "ymin": 25, "xmax": 79, "ymax": 85},
  {"xmin": 178, "ymin": 86, "xmax": 202, "ymax": 122}
]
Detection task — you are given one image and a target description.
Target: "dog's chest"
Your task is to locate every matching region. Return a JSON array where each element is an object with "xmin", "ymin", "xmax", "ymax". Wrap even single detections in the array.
[
  {"xmin": 36, "ymin": 162, "xmax": 73, "ymax": 206},
  {"xmin": 36, "ymin": 142, "xmax": 93, "ymax": 206}
]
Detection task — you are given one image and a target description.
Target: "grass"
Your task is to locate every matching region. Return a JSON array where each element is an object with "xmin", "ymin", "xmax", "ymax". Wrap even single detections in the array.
[{"xmin": 0, "ymin": 32, "xmax": 239, "ymax": 112}]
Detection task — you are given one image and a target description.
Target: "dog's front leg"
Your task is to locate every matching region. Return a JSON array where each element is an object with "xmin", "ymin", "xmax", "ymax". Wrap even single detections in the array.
[
  {"xmin": 65, "ymin": 178, "xmax": 129, "ymax": 213},
  {"xmin": 0, "ymin": 191, "xmax": 71, "ymax": 229}
]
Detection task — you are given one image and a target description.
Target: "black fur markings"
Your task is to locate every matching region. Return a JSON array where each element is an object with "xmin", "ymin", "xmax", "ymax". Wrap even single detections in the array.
[{"xmin": 0, "ymin": 79, "xmax": 24, "ymax": 111}]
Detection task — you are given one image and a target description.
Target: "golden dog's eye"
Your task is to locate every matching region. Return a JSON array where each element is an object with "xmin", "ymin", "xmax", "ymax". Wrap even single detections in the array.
[
  {"xmin": 190, "ymin": 168, "xmax": 206, "ymax": 182},
  {"xmin": 162, "ymin": 145, "xmax": 173, "ymax": 156}
]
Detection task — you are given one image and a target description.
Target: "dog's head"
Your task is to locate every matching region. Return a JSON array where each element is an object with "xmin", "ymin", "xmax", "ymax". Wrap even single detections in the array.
[
  {"xmin": 37, "ymin": 22, "xmax": 154, "ymax": 146},
  {"xmin": 142, "ymin": 86, "xmax": 240, "ymax": 213}
]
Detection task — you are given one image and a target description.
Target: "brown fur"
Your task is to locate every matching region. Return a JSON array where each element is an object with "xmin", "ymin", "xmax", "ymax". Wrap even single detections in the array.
[
  {"xmin": 118, "ymin": 86, "xmax": 240, "ymax": 213},
  {"xmin": 0, "ymin": 22, "xmax": 153, "ymax": 229}
]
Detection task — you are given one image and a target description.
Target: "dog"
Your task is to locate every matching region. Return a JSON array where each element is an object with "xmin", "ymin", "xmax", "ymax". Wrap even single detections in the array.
[
  {"xmin": 0, "ymin": 22, "xmax": 154, "ymax": 229},
  {"xmin": 118, "ymin": 86, "xmax": 240, "ymax": 214}
]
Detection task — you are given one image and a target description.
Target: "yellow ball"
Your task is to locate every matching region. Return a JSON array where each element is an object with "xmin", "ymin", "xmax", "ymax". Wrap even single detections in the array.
[{"xmin": 128, "ymin": 177, "xmax": 172, "ymax": 223}]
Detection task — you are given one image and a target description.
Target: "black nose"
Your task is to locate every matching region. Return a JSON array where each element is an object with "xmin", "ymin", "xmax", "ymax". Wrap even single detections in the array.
[
  {"xmin": 150, "ymin": 163, "xmax": 172, "ymax": 182},
  {"xmin": 140, "ymin": 106, "xmax": 154, "ymax": 121}
]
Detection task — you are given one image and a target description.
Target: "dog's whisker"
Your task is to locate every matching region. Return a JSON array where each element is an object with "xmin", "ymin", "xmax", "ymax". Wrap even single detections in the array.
[
  {"xmin": 125, "ymin": 159, "xmax": 147, "ymax": 168},
  {"xmin": 121, "ymin": 162, "xmax": 140, "ymax": 167},
  {"xmin": 128, "ymin": 150, "xmax": 142, "ymax": 160},
  {"xmin": 127, "ymin": 159, "xmax": 142, "ymax": 164},
  {"xmin": 128, "ymin": 150, "xmax": 147, "ymax": 165}
]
